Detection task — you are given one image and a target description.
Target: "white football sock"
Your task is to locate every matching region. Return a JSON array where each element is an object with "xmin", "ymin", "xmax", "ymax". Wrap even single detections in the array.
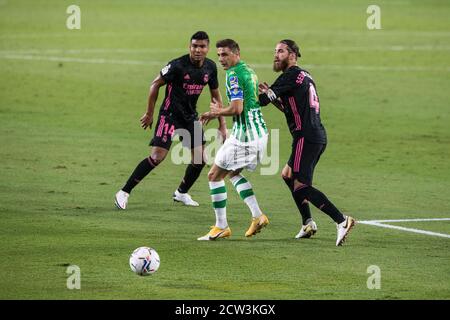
[
  {"xmin": 209, "ymin": 180, "xmax": 228, "ymax": 229},
  {"xmin": 230, "ymin": 175, "xmax": 262, "ymax": 218}
]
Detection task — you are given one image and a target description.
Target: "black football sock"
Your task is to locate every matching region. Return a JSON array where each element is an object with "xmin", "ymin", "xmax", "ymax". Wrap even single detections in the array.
[
  {"xmin": 284, "ymin": 177, "xmax": 312, "ymax": 223},
  {"xmin": 291, "ymin": 185, "xmax": 313, "ymax": 224},
  {"xmin": 177, "ymin": 163, "xmax": 205, "ymax": 194},
  {"xmin": 299, "ymin": 202, "xmax": 312, "ymax": 225},
  {"xmin": 306, "ymin": 186, "xmax": 345, "ymax": 224},
  {"xmin": 122, "ymin": 157, "xmax": 158, "ymax": 194}
]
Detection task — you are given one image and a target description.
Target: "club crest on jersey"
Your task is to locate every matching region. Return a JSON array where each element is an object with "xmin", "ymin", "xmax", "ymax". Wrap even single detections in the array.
[
  {"xmin": 161, "ymin": 64, "xmax": 171, "ymax": 76},
  {"xmin": 184, "ymin": 73, "xmax": 190, "ymax": 80},
  {"xmin": 203, "ymin": 73, "xmax": 209, "ymax": 83},
  {"xmin": 229, "ymin": 75, "xmax": 238, "ymax": 85}
]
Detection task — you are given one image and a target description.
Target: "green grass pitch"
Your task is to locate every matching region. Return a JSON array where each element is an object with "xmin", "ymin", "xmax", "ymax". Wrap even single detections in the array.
[{"xmin": 0, "ymin": 0, "xmax": 449, "ymax": 299}]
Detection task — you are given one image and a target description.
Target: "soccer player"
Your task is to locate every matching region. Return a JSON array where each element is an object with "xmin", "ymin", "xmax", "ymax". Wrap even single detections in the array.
[
  {"xmin": 115, "ymin": 31, "xmax": 227, "ymax": 209},
  {"xmin": 258, "ymin": 40, "xmax": 355, "ymax": 246},
  {"xmin": 197, "ymin": 39, "xmax": 269, "ymax": 240}
]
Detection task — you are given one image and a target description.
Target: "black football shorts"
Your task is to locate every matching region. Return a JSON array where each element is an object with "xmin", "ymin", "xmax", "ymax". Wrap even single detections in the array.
[
  {"xmin": 287, "ymin": 137, "xmax": 326, "ymax": 185},
  {"xmin": 149, "ymin": 112, "xmax": 205, "ymax": 150}
]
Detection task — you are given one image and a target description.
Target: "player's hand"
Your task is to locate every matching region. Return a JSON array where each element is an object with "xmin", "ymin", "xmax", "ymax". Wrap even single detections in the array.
[
  {"xmin": 258, "ymin": 82, "xmax": 269, "ymax": 94},
  {"xmin": 209, "ymin": 98, "xmax": 222, "ymax": 116},
  {"xmin": 140, "ymin": 113, "xmax": 153, "ymax": 130},
  {"xmin": 201, "ymin": 98, "xmax": 221, "ymax": 125},
  {"xmin": 199, "ymin": 112, "xmax": 214, "ymax": 125},
  {"xmin": 210, "ymin": 102, "xmax": 221, "ymax": 117}
]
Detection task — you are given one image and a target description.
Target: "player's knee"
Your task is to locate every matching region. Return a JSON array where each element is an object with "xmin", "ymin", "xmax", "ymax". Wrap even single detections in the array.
[
  {"xmin": 150, "ymin": 149, "xmax": 167, "ymax": 164},
  {"xmin": 207, "ymin": 171, "xmax": 215, "ymax": 182},
  {"xmin": 149, "ymin": 149, "xmax": 166, "ymax": 165},
  {"xmin": 293, "ymin": 180, "xmax": 310, "ymax": 201},
  {"xmin": 294, "ymin": 180, "xmax": 309, "ymax": 190},
  {"xmin": 147, "ymin": 156, "xmax": 162, "ymax": 167},
  {"xmin": 207, "ymin": 168, "xmax": 221, "ymax": 182}
]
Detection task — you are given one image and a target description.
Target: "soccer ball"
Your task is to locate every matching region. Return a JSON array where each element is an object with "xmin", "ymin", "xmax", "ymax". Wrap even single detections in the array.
[{"xmin": 129, "ymin": 246, "xmax": 160, "ymax": 276}]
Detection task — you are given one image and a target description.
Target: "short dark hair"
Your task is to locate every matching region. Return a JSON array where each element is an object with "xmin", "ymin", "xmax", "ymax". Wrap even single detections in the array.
[
  {"xmin": 280, "ymin": 39, "xmax": 301, "ymax": 58},
  {"xmin": 191, "ymin": 31, "xmax": 209, "ymax": 43},
  {"xmin": 216, "ymin": 38, "xmax": 240, "ymax": 53}
]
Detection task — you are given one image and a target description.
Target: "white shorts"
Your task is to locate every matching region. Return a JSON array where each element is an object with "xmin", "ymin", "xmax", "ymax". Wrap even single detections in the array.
[{"xmin": 214, "ymin": 134, "xmax": 268, "ymax": 172}]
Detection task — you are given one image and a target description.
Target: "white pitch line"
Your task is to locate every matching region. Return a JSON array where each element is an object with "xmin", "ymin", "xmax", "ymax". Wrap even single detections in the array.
[
  {"xmin": 1, "ymin": 54, "xmax": 449, "ymax": 73},
  {"xmin": 1, "ymin": 45, "xmax": 450, "ymax": 55},
  {"xmin": 2, "ymin": 30, "xmax": 450, "ymax": 39},
  {"xmin": 359, "ymin": 218, "xmax": 450, "ymax": 223},
  {"xmin": 359, "ymin": 218, "xmax": 450, "ymax": 239},
  {"xmin": 250, "ymin": 63, "xmax": 450, "ymax": 73},
  {"xmin": 0, "ymin": 54, "xmax": 160, "ymax": 66},
  {"xmin": 0, "ymin": 48, "xmax": 186, "ymax": 54}
]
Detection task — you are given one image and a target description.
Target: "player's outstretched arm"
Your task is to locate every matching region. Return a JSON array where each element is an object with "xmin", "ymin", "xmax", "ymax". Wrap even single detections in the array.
[
  {"xmin": 199, "ymin": 99, "xmax": 243, "ymax": 123},
  {"xmin": 212, "ymin": 99, "xmax": 243, "ymax": 116},
  {"xmin": 258, "ymin": 82, "xmax": 284, "ymax": 112},
  {"xmin": 140, "ymin": 74, "xmax": 166, "ymax": 130}
]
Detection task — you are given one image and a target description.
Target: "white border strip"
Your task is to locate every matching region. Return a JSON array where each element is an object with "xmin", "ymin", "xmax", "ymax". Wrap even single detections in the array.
[{"xmin": 359, "ymin": 218, "xmax": 450, "ymax": 239}]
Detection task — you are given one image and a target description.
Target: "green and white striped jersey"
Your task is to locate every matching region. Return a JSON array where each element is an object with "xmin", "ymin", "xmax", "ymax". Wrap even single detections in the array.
[{"xmin": 225, "ymin": 61, "xmax": 268, "ymax": 143}]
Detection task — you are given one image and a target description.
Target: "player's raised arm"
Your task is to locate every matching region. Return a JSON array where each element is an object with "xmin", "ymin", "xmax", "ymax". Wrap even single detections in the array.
[{"xmin": 140, "ymin": 74, "xmax": 166, "ymax": 130}]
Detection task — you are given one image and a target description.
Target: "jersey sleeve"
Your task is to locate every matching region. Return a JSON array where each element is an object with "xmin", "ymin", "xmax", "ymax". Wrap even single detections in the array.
[
  {"xmin": 259, "ymin": 69, "xmax": 302, "ymax": 106},
  {"xmin": 208, "ymin": 62, "xmax": 219, "ymax": 90},
  {"xmin": 226, "ymin": 72, "xmax": 244, "ymax": 101},
  {"xmin": 159, "ymin": 59, "xmax": 179, "ymax": 83}
]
